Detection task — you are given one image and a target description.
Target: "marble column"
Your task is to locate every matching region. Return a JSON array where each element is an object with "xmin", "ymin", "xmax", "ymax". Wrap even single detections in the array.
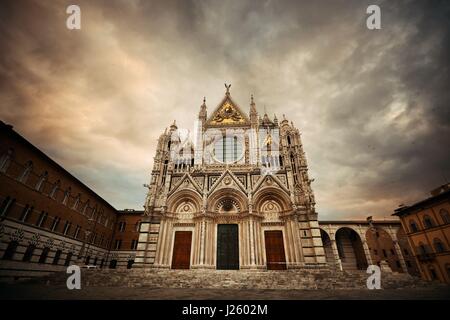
[
  {"xmin": 330, "ymin": 238, "xmax": 343, "ymax": 271},
  {"xmin": 361, "ymin": 240, "xmax": 373, "ymax": 265}
]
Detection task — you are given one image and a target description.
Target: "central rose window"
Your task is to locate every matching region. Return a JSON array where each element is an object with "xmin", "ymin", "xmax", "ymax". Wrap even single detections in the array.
[{"xmin": 213, "ymin": 135, "xmax": 244, "ymax": 164}]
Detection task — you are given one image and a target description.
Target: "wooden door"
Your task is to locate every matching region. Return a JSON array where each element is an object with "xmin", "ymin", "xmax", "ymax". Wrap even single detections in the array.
[
  {"xmin": 217, "ymin": 224, "xmax": 239, "ymax": 270},
  {"xmin": 171, "ymin": 231, "xmax": 192, "ymax": 269},
  {"xmin": 264, "ymin": 230, "xmax": 287, "ymax": 270}
]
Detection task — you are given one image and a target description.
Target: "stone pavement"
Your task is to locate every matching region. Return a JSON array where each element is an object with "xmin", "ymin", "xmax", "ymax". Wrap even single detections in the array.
[{"xmin": 0, "ymin": 284, "xmax": 449, "ymax": 300}]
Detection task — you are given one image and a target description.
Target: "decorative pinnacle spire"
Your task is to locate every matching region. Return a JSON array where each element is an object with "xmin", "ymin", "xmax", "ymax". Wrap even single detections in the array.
[
  {"xmin": 251, "ymin": 94, "xmax": 254, "ymax": 105},
  {"xmin": 170, "ymin": 120, "xmax": 177, "ymax": 130},
  {"xmin": 225, "ymin": 83, "xmax": 231, "ymax": 95},
  {"xmin": 203, "ymin": 96, "xmax": 206, "ymax": 104}
]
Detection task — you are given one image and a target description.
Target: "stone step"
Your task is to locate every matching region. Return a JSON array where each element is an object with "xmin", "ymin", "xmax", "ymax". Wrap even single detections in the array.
[{"xmin": 25, "ymin": 268, "xmax": 445, "ymax": 290}]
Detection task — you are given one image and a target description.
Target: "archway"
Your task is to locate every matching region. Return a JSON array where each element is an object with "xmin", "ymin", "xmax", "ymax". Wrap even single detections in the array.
[
  {"xmin": 320, "ymin": 229, "xmax": 334, "ymax": 265},
  {"xmin": 335, "ymin": 227, "xmax": 367, "ymax": 270},
  {"xmin": 365, "ymin": 227, "xmax": 402, "ymax": 272}
]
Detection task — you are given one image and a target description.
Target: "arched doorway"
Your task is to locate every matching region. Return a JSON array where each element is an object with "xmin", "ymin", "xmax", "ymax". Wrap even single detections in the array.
[
  {"xmin": 335, "ymin": 227, "xmax": 368, "ymax": 270},
  {"xmin": 365, "ymin": 227, "xmax": 401, "ymax": 272},
  {"xmin": 320, "ymin": 229, "xmax": 334, "ymax": 265}
]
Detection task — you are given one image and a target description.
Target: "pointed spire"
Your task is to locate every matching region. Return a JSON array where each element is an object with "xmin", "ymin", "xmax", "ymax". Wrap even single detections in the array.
[
  {"xmin": 170, "ymin": 120, "xmax": 177, "ymax": 131},
  {"xmin": 199, "ymin": 97, "xmax": 207, "ymax": 121},
  {"xmin": 249, "ymin": 93, "xmax": 258, "ymax": 127},
  {"xmin": 201, "ymin": 96, "xmax": 207, "ymax": 110},
  {"xmin": 250, "ymin": 94, "xmax": 257, "ymax": 113}
]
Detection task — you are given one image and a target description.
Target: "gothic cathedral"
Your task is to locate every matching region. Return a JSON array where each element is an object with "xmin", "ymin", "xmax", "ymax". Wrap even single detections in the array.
[{"xmin": 136, "ymin": 85, "xmax": 326, "ymax": 270}]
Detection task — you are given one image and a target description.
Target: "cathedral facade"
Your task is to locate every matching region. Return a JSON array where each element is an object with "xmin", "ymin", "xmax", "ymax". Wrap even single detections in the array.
[{"xmin": 136, "ymin": 85, "xmax": 326, "ymax": 270}]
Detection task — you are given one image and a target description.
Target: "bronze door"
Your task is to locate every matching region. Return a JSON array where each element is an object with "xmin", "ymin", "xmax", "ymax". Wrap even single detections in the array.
[
  {"xmin": 171, "ymin": 231, "xmax": 192, "ymax": 269},
  {"xmin": 264, "ymin": 230, "xmax": 287, "ymax": 270},
  {"xmin": 217, "ymin": 224, "xmax": 239, "ymax": 270}
]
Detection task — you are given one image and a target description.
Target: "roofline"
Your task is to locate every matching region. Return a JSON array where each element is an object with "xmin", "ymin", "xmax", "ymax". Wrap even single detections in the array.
[
  {"xmin": 1, "ymin": 120, "xmax": 118, "ymax": 212},
  {"xmin": 118, "ymin": 210, "xmax": 145, "ymax": 215},
  {"xmin": 392, "ymin": 189, "xmax": 450, "ymax": 217},
  {"xmin": 319, "ymin": 219, "xmax": 400, "ymax": 225}
]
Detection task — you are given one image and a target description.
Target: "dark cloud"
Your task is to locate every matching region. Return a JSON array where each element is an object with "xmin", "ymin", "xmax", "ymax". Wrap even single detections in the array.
[{"xmin": 0, "ymin": 0, "xmax": 449, "ymax": 219}]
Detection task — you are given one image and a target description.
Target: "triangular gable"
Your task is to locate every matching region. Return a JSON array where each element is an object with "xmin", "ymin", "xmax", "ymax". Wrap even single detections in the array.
[
  {"xmin": 206, "ymin": 95, "xmax": 250, "ymax": 127},
  {"xmin": 168, "ymin": 173, "xmax": 203, "ymax": 197},
  {"xmin": 208, "ymin": 169, "xmax": 247, "ymax": 195},
  {"xmin": 252, "ymin": 174, "xmax": 290, "ymax": 195}
]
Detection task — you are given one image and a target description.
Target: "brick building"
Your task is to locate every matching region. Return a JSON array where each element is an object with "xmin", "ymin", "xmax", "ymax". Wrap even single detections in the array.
[
  {"xmin": 0, "ymin": 121, "xmax": 140, "ymax": 279},
  {"xmin": 393, "ymin": 184, "xmax": 450, "ymax": 283}
]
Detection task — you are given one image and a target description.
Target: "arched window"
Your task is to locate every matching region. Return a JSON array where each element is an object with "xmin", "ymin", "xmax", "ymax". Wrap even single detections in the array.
[
  {"xmin": 2, "ymin": 241, "xmax": 19, "ymax": 260},
  {"xmin": 82, "ymin": 200, "xmax": 90, "ymax": 215},
  {"xmin": 409, "ymin": 220, "xmax": 419, "ymax": 233},
  {"xmin": 0, "ymin": 196, "xmax": 15, "ymax": 218},
  {"xmin": 35, "ymin": 171, "xmax": 48, "ymax": 192},
  {"xmin": 418, "ymin": 242, "xmax": 427, "ymax": 255},
  {"xmin": 0, "ymin": 148, "xmax": 14, "ymax": 173},
  {"xmin": 423, "ymin": 215, "xmax": 434, "ymax": 229},
  {"xmin": 428, "ymin": 266, "xmax": 438, "ymax": 280},
  {"xmin": 18, "ymin": 160, "xmax": 33, "ymax": 183},
  {"xmin": 62, "ymin": 187, "xmax": 71, "ymax": 205},
  {"xmin": 36, "ymin": 211, "xmax": 48, "ymax": 228},
  {"xmin": 161, "ymin": 159, "xmax": 169, "ymax": 185},
  {"xmin": 127, "ymin": 259, "xmax": 134, "ymax": 269},
  {"xmin": 19, "ymin": 205, "xmax": 33, "ymax": 223},
  {"xmin": 49, "ymin": 180, "xmax": 60, "ymax": 199},
  {"xmin": 287, "ymin": 135, "xmax": 291, "ymax": 145},
  {"xmin": 72, "ymin": 194, "xmax": 81, "ymax": 210},
  {"xmin": 290, "ymin": 154, "xmax": 298, "ymax": 185},
  {"xmin": 433, "ymin": 238, "xmax": 445, "ymax": 253},
  {"xmin": 440, "ymin": 209, "xmax": 450, "ymax": 224}
]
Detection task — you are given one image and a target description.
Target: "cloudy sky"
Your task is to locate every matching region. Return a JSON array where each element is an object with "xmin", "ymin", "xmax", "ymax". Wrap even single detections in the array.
[{"xmin": 0, "ymin": 0, "xmax": 449, "ymax": 220}]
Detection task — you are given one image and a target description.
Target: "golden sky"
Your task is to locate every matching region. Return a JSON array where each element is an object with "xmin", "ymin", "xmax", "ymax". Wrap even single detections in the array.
[{"xmin": 0, "ymin": 0, "xmax": 449, "ymax": 219}]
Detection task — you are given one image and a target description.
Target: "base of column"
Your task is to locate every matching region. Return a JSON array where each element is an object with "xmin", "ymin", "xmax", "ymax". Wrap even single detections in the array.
[
  {"xmin": 240, "ymin": 265, "xmax": 266, "ymax": 270},
  {"xmin": 191, "ymin": 265, "xmax": 216, "ymax": 269},
  {"xmin": 150, "ymin": 264, "xmax": 171, "ymax": 269}
]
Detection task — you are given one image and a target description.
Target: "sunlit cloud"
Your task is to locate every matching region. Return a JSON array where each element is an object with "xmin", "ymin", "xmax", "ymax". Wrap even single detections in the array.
[{"xmin": 0, "ymin": 0, "xmax": 449, "ymax": 219}]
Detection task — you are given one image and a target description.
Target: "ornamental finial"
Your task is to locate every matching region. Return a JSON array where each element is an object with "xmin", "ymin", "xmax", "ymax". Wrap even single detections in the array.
[{"xmin": 225, "ymin": 83, "xmax": 231, "ymax": 95}]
